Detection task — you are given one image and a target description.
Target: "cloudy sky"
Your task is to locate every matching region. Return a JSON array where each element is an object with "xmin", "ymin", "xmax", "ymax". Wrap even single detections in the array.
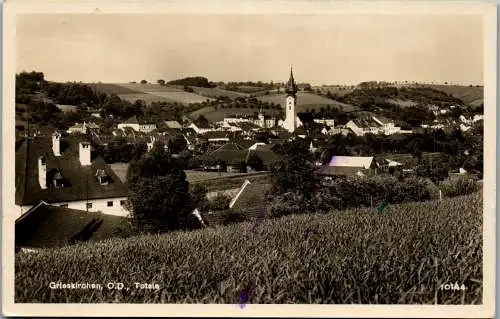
[{"xmin": 16, "ymin": 14, "xmax": 483, "ymax": 85}]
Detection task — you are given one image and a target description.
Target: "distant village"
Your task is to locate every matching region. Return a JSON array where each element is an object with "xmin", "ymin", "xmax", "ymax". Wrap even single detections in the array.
[{"xmin": 14, "ymin": 69, "xmax": 484, "ymax": 251}]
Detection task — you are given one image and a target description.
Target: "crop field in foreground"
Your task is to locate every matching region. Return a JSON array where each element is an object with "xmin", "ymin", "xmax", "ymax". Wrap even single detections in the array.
[{"xmin": 15, "ymin": 192, "xmax": 482, "ymax": 304}]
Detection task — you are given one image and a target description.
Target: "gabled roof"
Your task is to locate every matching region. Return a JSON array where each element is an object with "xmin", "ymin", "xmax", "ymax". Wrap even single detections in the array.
[
  {"xmin": 236, "ymin": 139, "xmax": 259, "ymax": 149},
  {"xmin": 215, "ymin": 142, "xmax": 245, "ymax": 151},
  {"xmin": 16, "ymin": 136, "xmax": 128, "ymax": 206},
  {"xmin": 247, "ymin": 149, "xmax": 281, "ymax": 166},
  {"xmin": 164, "ymin": 121, "xmax": 183, "ymax": 129},
  {"xmin": 327, "ymin": 155, "xmax": 375, "ymax": 169},
  {"xmin": 15, "ymin": 201, "xmax": 130, "ymax": 249},
  {"xmin": 350, "ymin": 117, "xmax": 381, "ymax": 128},
  {"xmin": 122, "ymin": 115, "xmax": 140, "ymax": 125}
]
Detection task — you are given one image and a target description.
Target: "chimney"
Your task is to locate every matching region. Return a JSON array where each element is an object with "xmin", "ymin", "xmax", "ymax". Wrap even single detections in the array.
[
  {"xmin": 38, "ymin": 156, "xmax": 47, "ymax": 189},
  {"xmin": 52, "ymin": 131, "xmax": 61, "ymax": 156},
  {"xmin": 79, "ymin": 142, "xmax": 91, "ymax": 166}
]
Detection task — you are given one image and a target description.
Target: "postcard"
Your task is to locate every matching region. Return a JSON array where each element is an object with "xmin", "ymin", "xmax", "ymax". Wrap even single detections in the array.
[{"xmin": 2, "ymin": 0, "xmax": 496, "ymax": 317}]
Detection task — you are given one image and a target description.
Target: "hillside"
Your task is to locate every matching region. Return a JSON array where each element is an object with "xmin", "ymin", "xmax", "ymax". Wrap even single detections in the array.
[
  {"xmin": 417, "ymin": 84, "xmax": 483, "ymax": 106},
  {"xmin": 16, "ymin": 192, "xmax": 482, "ymax": 304}
]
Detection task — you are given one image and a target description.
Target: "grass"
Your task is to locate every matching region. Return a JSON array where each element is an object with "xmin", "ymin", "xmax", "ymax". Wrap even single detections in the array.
[
  {"xmin": 15, "ymin": 192, "xmax": 482, "ymax": 304},
  {"xmin": 189, "ymin": 86, "xmax": 249, "ymax": 99},
  {"xmin": 117, "ymin": 93, "xmax": 177, "ymax": 104}
]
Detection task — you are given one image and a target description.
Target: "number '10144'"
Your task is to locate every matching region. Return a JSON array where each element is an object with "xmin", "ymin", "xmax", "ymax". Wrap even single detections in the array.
[{"xmin": 439, "ymin": 283, "xmax": 467, "ymax": 290}]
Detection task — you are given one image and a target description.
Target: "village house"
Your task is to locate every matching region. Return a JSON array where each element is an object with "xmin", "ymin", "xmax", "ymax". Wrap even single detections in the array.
[
  {"xmin": 345, "ymin": 116, "xmax": 402, "ymax": 136},
  {"xmin": 118, "ymin": 115, "xmax": 156, "ymax": 133},
  {"xmin": 316, "ymin": 155, "xmax": 378, "ymax": 179},
  {"xmin": 66, "ymin": 121, "xmax": 100, "ymax": 135},
  {"xmin": 188, "ymin": 121, "xmax": 220, "ymax": 135},
  {"xmin": 223, "ymin": 111, "xmax": 279, "ymax": 129},
  {"xmin": 164, "ymin": 120, "xmax": 183, "ymax": 130},
  {"xmin": 15, "ymin": 201, "xmax": 130, "ymax": 251},
  {"xmin": 15, "ymin": 132, "xmax": 129, "ymax": 219}
]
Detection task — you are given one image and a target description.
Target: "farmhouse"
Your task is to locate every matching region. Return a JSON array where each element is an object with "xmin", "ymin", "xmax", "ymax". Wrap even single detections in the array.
[
  {"xmin": 118, "ymin": 116, "xmax": 156, "ymax": 133},
  {"xmin": 164, "ymin": 120, "xmax": 183, "ymax": 130},
  {"xmin": 189, "ymin": 121, "xmax": 218, "ymax": 135},
  {"xmin": 15, "ymin": 201, "xmax": 130, "ymax": 250},
  {"xmin": 15, "ymin": 132, "xmax": 129, "ymax": 219},
  {"xmin": 345, "ymin": 116, "xmax": 401, "ymax": 136},
  {"xmin": 200, "ymin": 142, "xmax": 281, "ymax": 172},
  {"xmin": 316, "ymin": 155, "xmax": 378, "ymax": 178},
  {"xmin": 67, "ymin": 121, "xmax": 100, "ymax": 135}
]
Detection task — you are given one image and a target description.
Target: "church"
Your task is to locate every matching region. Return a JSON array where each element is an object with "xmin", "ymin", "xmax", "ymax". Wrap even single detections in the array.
[{"xmin": 279, "ymin": 67, "xmax": 302, "ymax": 133}]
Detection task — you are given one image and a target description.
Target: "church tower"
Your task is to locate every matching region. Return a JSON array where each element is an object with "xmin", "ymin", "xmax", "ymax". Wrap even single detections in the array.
[{"xmin": 283, "ymin": 66, "xmax": 298, "ymax": 133}]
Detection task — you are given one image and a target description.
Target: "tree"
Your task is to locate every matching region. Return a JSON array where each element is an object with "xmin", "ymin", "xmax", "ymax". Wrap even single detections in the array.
[
  {"xmin": 157, "ymin": 79, "xmax": 165, "ymax": 86},
  {"xmin": 127, "ymin": 143, "xmax": 193, "ymax": 233},
  {"xmin": 168, "ymin": 134, "xmax": 188, "ymax": 154},
  {"xmin": 128, "ymin": 175, "xmax": 191, "ymax": 233},
  {"xmin": 140, "ymin": 80, "xmax": 148, "ymax": 84},
  {"xmin": 270, "ymin": 140, "xmax": 319, "ymax": 210},
  {"xmin": 247, "ymin": 153, "xmax": 264, "ymax": 171}
]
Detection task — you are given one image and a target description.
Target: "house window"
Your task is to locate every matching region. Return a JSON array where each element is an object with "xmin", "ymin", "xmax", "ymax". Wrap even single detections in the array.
[
  {"xmin": 107, "ymin": 201, "xmax": 113, "ymax": 207},
  {"xmin": 86, "ymin": 203, "xmax": 92, "ymax": 209},
  {"xmin": 60, "ymin": 204, "xmax": 68, "ymax": 208},
  {"xmin": 120, "ymin": 200, "xmax": 126, "ymax": 206}
]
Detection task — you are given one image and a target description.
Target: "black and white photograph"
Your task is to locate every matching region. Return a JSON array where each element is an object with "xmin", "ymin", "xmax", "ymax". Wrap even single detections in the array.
[{"xmin": 2, "ymin": 0, "xmax": 496, "ymax": 317}]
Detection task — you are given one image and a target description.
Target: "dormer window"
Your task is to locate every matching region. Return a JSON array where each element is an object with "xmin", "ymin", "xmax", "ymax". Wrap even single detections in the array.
[
  {"xmin": 95, "ymin": 169, "xmax": 109, "ymax": 185},
  {"xmin": 53, "ymin": 171, "xmax": 64, "ymax": 188}
]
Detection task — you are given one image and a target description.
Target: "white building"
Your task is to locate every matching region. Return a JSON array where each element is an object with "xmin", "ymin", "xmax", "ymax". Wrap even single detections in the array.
[
  {"xmin": 15, "ymin": 132, "xmax": 129, "ymax": 219},
  {"xmin": 118, "ymin": 115, "xmax": 156, "ymax": 133},
  {"xmin": 345, "ymin": 116, "xmax": 401, "ymax": 136},
  {"xmin": 67, "ymin": 121, "xmax": 100, "ymax": 135},
  {"xmin": 281, "ymin": 67, "xmax": 299, "ymax": 133}
]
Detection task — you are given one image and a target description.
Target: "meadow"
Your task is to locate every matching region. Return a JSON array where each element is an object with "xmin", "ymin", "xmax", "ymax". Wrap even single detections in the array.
[
  {"xmin": 421, "ymin": 84, "xmax": 483, "ymax": 106},
  {"xmin": 15, "ymin": 192, "xmax": 482, "ymax": 304}
]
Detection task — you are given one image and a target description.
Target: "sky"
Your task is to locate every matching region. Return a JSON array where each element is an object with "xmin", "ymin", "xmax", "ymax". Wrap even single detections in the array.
[{"xmin": 16, "ymin": 14, "xmax": 483, "ymax": 85}]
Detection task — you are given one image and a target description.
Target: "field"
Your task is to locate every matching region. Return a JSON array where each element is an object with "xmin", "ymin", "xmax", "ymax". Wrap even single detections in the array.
[
  {"xmin": 420, "ymin": 84, "xmax": 483, "ymax": 105},
  {"xmin": 258, "ymin": 92, "xmax": 359, "ymax": 113},
  {"xmin": 117, "ymin": 93, "xmax": 175, "ymax": 104},
  {"xmin": 86, "ymin": 83, "xmax": 142, "ymax": 95},
  {"xmin": 189, "ymin": 86, "xmax": 249, "ymax": 99},
  {"xmin": 190, "ymin": 107, "xmax": 282, "ymax": 122},
  {"xmin": 15, "ymin": 192, "xmax": 482, "ymax": 304}
]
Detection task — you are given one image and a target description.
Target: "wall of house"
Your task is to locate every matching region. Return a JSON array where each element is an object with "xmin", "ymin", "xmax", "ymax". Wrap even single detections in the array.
[
  {"xmin": 118, "ymin": 123, "xmax": 140, "ymax": 132},
  {"xmin": 18, "ymin": 197, "xmax": 130, "ymax": 219}
]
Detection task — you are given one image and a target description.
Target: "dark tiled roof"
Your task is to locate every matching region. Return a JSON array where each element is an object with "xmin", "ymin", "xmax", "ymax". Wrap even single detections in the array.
[
  {"xmin": 122, "ymin": 115, "xmax": 139, "ymax": 124},
  {"xmin": 215, "ymin": 142, "xmax": 245, "ymax": 151},
  {"xmin": 209, "ymin": 150, "xmax": 248, "ymax": 165},
  {"xmin": 203, "ymin": 131, "xmax": 231, "ymax": 139},
  {"xmin": 236, "ymin": 139, "xmax": 259, "ymax": 149},
  {"xmin": 15, "ymin": 202, "xmax": 131, "ymax": 249},
  {"xmin": 351, "ymin": 117, "xmax": 381, "ymax": 128},
  {"xmin": 16, "ymin": 136, "xmax": 128, "ymax": 206},
  {"xmin": 248, "ymin": 149, "xmax": 281, "ymax": 166},
  {"xmin": 231, "ymin": 182, "xmax": 271, "ymax": 212}
]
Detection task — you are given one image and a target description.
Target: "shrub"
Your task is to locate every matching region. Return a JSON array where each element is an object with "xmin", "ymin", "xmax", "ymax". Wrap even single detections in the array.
[
  {"xmin": 439, "ymin": 175, "xmax": 480, "ymax": 197},
  {"xmin": 208, "ymin": 194, "xmax": 231, "ymax": 212}
]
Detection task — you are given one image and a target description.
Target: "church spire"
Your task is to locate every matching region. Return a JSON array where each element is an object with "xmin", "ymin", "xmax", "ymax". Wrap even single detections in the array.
[{"xmin": 285, "ymin": 65, "xmax": 297, "ymax": 95}]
